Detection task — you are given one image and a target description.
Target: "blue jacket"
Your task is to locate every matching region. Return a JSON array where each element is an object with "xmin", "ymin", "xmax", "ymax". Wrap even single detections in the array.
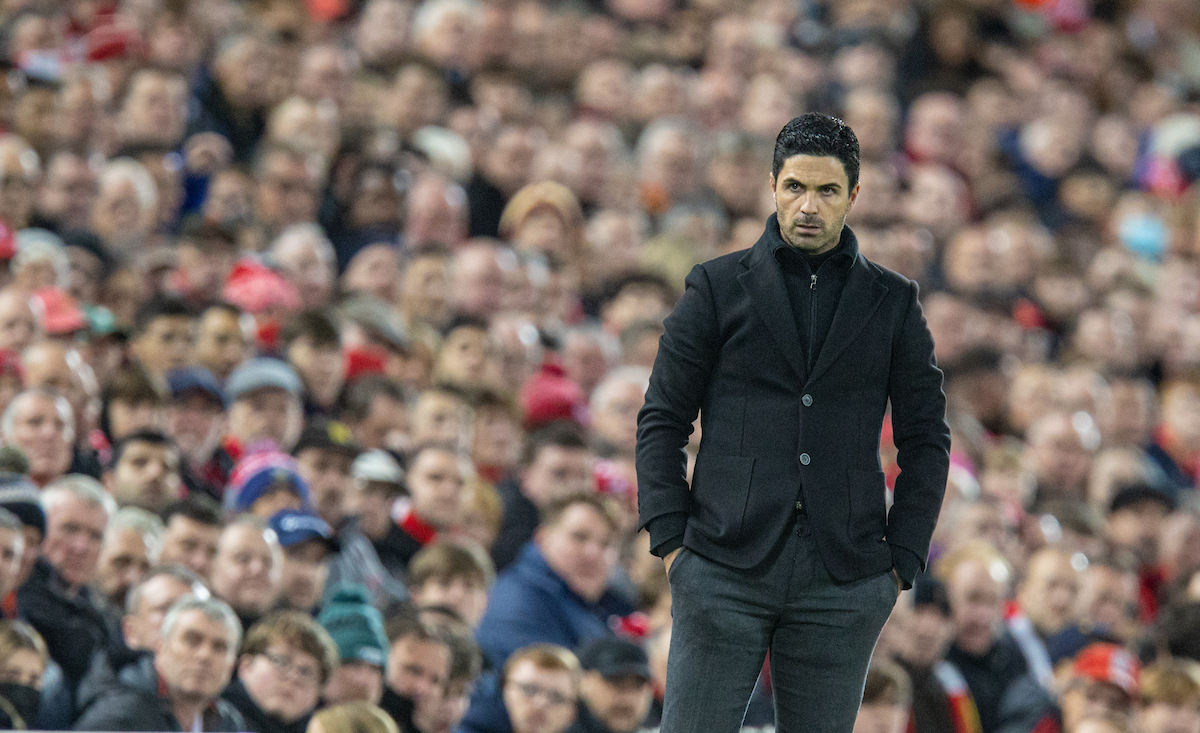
[{"xmin": 461, "ymin": 542, "xmax": 634, "ymax": 733}]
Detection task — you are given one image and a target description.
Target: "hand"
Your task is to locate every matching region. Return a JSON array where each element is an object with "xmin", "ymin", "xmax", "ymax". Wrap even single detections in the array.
[{"xmin": 664, "ymin": 547, "xmax": 682, "ymax": 576}]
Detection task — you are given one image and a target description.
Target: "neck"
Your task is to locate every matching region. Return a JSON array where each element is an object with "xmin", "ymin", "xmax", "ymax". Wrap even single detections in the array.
[{"xmin": 170, "ymin": 692, "xmax": 207, "ymax": 731}]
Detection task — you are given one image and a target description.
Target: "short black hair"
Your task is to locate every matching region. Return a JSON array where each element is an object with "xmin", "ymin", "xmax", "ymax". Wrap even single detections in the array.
[
  {"xmin": 772, "ymin": 114, "xmax": 861, "ymax": 190},
  {"xmin": 521, "ymin": 420, "xmax": 588, "ymax": 467},
  {"xmin": 161, "ymin": 494, "xmax": 222, "ymax": 527},
  {"xmin": 133, "ymin": 295, "xmax": 196, "ymax": 336},
  {"xmin": 280, "ymin": 310, "xmax": 341, "ymax": 350},
  {"xmin": 108, "ymin": 429, "xmax": 176, "ymax": 470},
  {"xmin": 600, "ymin": 271, "xmax": 677, "ymax": 310},
  {"xmin": 340, "ymin": 375, "xmax": 408, "ymax": 422},
  {"xmin": 441, "ymin": 313, "xmax": 491, "ymax": 339}
]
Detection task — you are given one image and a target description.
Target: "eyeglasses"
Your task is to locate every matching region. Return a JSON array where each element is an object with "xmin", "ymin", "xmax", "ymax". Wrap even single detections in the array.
[
  {"xmin": 511, "ymin": 681, "xmax": 574, "ymax": 707},
  {"xmin": 264, "ymin": 652, "xmax": 320, "ymax": 685}
]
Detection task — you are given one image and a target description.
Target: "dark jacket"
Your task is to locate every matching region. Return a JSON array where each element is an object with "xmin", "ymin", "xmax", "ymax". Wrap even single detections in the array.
[
  {"xmin": 16, "ymin": 558, "xmax": 110, "ymax": 686},
  {"xmin": 490, "ymin": 476, "xmax": 540, "ymax": 572},
  {"xmin": 636, "ymin": 216, "xmax": 950, "ymax": 584},
  {"xmin": 378, "ymin": 687, "xmax": 418, "ymax": 733},
  {"xmin": 72, "ymin": 662, "xmax": 245, "ymax": 732},
  {"xmin": 222, "ymin": 679, "xmax": 310, "ymax": 733},
  {"xmin": 946, "ymin": 632, "xmax": 1047, "ymax": 733},
  {"xmin": 476, "ymin": 542, "xmax": 636, "ymax": 670}
]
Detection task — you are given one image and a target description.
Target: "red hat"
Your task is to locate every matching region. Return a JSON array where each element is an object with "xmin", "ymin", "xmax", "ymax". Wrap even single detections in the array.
[
  {"xmin": 222, "ymin": 260, "xmax": 302, "ymax": 315},
  {"xmin": 520, "ymin": 361, "xmax": 587, "ymax": 430},
  {"xmin": 31, "ymin": 288, "xmax": 87, "ymax": 336},
  {"xmin": 1071, "ymin": 643, "xmax": 1140, "ymax": 697}
]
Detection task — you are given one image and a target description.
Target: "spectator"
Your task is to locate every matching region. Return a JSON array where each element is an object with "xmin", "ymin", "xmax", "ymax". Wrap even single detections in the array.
[
  {"xmin": 194, "ymin": 304, "xmax": 252, "ymax": 384},
  {"xmin": 170, "ymin": 220, "xmax": 240, "ymax": 308},
  {"xmin": 281, "ymin": 312, "xmax": 345, "ymax": 419},
  {"xmin": 0, "ymin": 508, "xmax": 25, "ymax": 609},
  {"xmin": 381, "ymin": 614, "xmax": 453, "ymax": 732},
  {"xmin": 129, "ymin": 296, "xmax": 196, "ymax": 384},
  {"xmin": 224, "ymin": 358, "xmax": 304, "ymax": 458},
  {"xmin": 587, "ymin": 367, "xmax": 649, "ymax": 459},
  {"xmin": 0, "ymin": 388, "xmax": 73, "ymax": 486},
  {"xmin": 224, "ymin": 611, "xmax": 339, "ymax": 733},
  {"xmin": 319, "ymin": 585, "xmax": 390, "ymax": 707},
  {"xmin": 0, "ymin": 619, "xmax": 48, "ymax": 729},
  {"xmin": 853, "ymin": 661, "xmax": 912, "ymax": 733},
  {"xmin": 339, "ymin": 376, "xmax": 410, "ymax": 455},
  {"xmin": 164, "ymin": 367, "xmax": 228, "ymax": 499},
  {"xmin": 310, "ymin": 702, "xmax": 399, "ymax": 733},
  {"xmin": 408, "ymin": 541, "xmax": 494, "ymax": 628},
  {"xmin": 0, "ymin": 481, "xmax": 46, "ymax": 594},
  {"xmin": 292, "ymin": 419, "xmax": 361, "ymax": 530},
  {"xmin": 412, "ymin": 618, "xmax": 482, "ymax": 733},
  {"xmin": 1059, "ymin": 643, "xmax": 1142, "ymax": 733},
  {"xmin": 98, "ymin": 365, "xmax": 168, "ymax": 446},
  {"xmin": 1136, "ymin": 661, "xmax": 1200, "ymax": 733},
  {"xmin": 574, "ymin": 638, "xmax": 653, "ymax": 733},
  {"xmin": 491, "ymin": 644, "xmax": 580, "ymax": 733},
  {"xmin": 73, "ymin": 595, "xmax": 246, "ymax": 731},
  {"xmin": 17, "ymin": 475, "xmax": 113, "ymax": 689},
  {"xmin": 92, "ymin": 507, "xmax": 162, "ymax": 620},
  {"xmin": 0, "ymin": 289, "xmax": 38, "ymax": 354},
  {"xmin": 271, "ymin": 225, "xmax": 337, "ymax": 311},
  {"xmin": 158, "ymin": 496, "xmax": 223, "ymax": 581},
  {"xmin": 379, "ymin": 443, "xmax": 469, "ymax": 573},
  {"xmin": 268, "ymin": 509, "xmax": 337, "ymax": 614},
  {"xmin": 103, "ymin": 430, "xmax": 183, "ymax": 512},
  {"xmin": 410, "ymin": 387, "xmax": 472, "ymax": 451},
  {"xmin": 118, "ymin": 565, "xmax": 208, "ymax": 656},
  {"xmin": 210, "ymin": 517, "xmax": 283, "ymax": 630}
]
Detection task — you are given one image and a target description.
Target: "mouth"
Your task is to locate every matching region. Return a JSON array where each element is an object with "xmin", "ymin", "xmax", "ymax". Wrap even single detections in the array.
[{"xmin": 794, "ymin": 223, "xmax": 822, "ymax": 234}]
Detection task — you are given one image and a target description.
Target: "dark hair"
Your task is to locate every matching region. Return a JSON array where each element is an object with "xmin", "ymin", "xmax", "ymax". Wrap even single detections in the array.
[
  {"xmin": 521, "ymin": 420, "xmax": 588, "ymax": 467},
  {"xmin": 772, "ymin": 114, "xmax": 861, "ymax": 190},
  {"xmin": 340, "ymin": 375, "xmax": 408, "ymax": 422},
  {"xmin": 280, "ymin": 310, "xmax": 341, "ymax": 351},
  {"xmin": 161, "ymin": 494, "xmax": 222, "ymax": 527},
  {"xmin": 99, "ymin": 363, "xmax": 168, "ymax": 440},
  {"xmin": 133, "ymin": 295, "xmax": 196, "ymax": 336},
  {"xmin": 861, "ymin": 660, "xmax": 912, "ymax": 707},
  {"xmin": 539, "ymin": 493, "xmax": 620, "ymax": 534},
  {"xmin": 599, "ymin": 271, "xmax": 676, "ymax": 311},
  {"xmin": 177, "ymin": 217, "xmax": 238, "ymax": 254},
  {"xmin": 409, "ymin": 541, "xmax": 495, "ymax": 590},
  {"xmin": 201, "ymin": 301, "xmax": 243, "ymax": 320},
  {"xmin": 108, "ymin": 429, "xmax": 175, "ymax": 470},
  {"xmin": 440, "ymin": 313, "xmax": 491, "ymax": 339}
]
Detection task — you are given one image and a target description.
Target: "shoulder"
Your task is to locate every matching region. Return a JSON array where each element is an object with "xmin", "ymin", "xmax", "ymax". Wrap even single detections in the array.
[{"xmin": 858, "ymin": 254, "xmax": 917, "ymax": 294}]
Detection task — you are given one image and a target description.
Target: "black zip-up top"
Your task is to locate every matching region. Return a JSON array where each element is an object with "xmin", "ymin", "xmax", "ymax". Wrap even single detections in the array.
[{"xmin": 766, "ymin": 213, "xmax": 857, "ymax": 371}]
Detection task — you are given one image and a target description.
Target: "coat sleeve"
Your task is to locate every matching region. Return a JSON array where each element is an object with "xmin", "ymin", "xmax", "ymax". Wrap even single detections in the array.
[
  {"xmin": 885, "ymin": 281, "xmax": 951, "ymax": 574},
  {"xmin": 636, "ymin": 264, "xmax": 722, "ymax": 538}
]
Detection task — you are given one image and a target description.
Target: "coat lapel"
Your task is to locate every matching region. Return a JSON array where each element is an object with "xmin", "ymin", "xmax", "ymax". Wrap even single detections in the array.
[
  {"xmin": 805, "ymin": 253, "xmax": 889, "ymax": 387},
  {"xmin": 738, "ymin": 240, "xmax": 807, "ymax": 382}
]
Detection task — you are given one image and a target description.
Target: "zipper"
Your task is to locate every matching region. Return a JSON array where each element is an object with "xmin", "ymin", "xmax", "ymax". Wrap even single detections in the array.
[{"xmin": 810, "ymin": 274, "xmax": 817, "ymax": 290}]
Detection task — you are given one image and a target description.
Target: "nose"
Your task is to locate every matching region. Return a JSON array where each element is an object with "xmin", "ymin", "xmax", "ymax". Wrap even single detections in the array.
[{"xmin": 799, "ymin": 192, "xmax": 819, "ymax": 214}]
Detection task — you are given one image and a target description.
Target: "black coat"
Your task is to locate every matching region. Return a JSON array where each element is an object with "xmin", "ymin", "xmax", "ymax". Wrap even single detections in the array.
[
  {"xmin": 72, "ymin": 662, "xmax": 245, "ymax": 732},
  {"xmin": 16, "ymin": 558, "xmax": 110, "ymax": 685},
  {"xmin": 636, "ymin": 218, "xmax": 951, "ymax": 581},
  {"xmin": 222, "ymin": 679, "xmax": 309, "ymax": 733}
]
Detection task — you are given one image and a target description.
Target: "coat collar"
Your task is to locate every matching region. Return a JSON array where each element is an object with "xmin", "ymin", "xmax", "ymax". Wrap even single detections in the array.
[{"xmin": 737, "ymin": 214, "xmax": 889, "ymax": 386}]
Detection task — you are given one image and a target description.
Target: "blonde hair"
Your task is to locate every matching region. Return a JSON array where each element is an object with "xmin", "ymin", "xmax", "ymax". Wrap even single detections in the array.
[
  {"xmin": 0, "ymin": 620, "xmax": 47, "ymax": 669},
  {"xmin": 310, "ymin": 702, "xmax": 399, "ymax": 733},
  {"xmin": 934, "ymin": 540, "xmax": 1012, "ymax": 588}
]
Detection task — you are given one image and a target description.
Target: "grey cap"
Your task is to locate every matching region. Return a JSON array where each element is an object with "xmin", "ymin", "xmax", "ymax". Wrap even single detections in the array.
[
  {"xmin": 352, "ymin": 450, "xmax": 405, "ymax": 485},
  {"xmin": 225, "ymin": 358, "xmax": 302, "ymax": 401}
]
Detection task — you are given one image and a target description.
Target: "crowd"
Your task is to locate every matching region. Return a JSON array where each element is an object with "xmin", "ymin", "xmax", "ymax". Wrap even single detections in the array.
[{"xmin": 0, "ymin": 0, "xmax": 1190, "ymax": 732}]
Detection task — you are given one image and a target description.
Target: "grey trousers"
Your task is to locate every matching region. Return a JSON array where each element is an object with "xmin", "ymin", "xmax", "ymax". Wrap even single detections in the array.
[{"xmin": 662, "ymin": 517, "xmax": 898, "ymax": 733}]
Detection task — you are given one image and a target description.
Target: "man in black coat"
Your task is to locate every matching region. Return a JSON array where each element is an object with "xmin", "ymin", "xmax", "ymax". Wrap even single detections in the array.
[{"xmin": 636, "ymin": 113, "xmax": 950, "ymax": 733}]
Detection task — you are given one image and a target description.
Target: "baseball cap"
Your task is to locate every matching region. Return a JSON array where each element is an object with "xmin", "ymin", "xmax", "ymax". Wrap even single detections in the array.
[
  {"xmin": 1109, "ymin": 483, "xmax": 1176, "ymax": 515},
  {"xmin": 577, "ymin": 638, "xmax": 650, "ymax": 680},
  {"xmin": 318, "ymin": 584, "xmax": 389, "ymax": 668},
  {"xmin": 226, "ymin": 449, "xmax": 311, "ymax": 514},
  {"xmin": 292, "ymin": 419, "xmax": 361, "ymax": 459},
  {"xmin": 0, "ymin": 474, "xmax": 45, "ymax": 536},
  {"xmin": 352, "ymin": 450, "xmax": 405, "ymax": 485},
  {"xmin": 520, "ymin": 361, "xmax": 587, "ymax": 430},
  {"xmin": 268, "ymin": 509, "xmax": 339, "ymax": 553},
  {"xmin": 225, "ymin": 358, "xmax": 302, "ymax": 401},
  {"xmin": 1071, "ymin": 643, "xmax": 1140, "ymax": 698},
  {"xmin": 167, "ymin": 367, "xmax": 226, "ymax": 408},
  {"xmin": 31, "ymin": 288, "xmax": 87, "ymax": 336}
]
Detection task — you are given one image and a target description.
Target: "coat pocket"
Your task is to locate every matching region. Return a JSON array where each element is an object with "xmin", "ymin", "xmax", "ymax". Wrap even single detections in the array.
[
  {"xmin": 689, "ymin": 454, "xmax": 756, "ymax": 546},
  {"xmin": 847, "ymin": 468, "xmax": 888, "ymax": 548}
]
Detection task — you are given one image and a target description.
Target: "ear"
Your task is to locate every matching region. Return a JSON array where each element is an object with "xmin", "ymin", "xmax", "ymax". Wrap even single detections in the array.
[
  {"xmin": 769, "ymin": 172, "xmax": 777, "ymax": 193},
  {"xmin": 847, "ymin": 182, "xmax": 861, "ymax": 210}
]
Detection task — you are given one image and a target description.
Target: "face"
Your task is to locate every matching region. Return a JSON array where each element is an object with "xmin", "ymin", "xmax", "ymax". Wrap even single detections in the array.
[
  {"xmin": 1078, "ymin": 566, "xmax": 1137, "ymax": 631},
  {"xmin": 414, "ymin": 675, "xmax": 473, "ymax": 733},
  {"xmin": 503, "ymin": 660, "xmax": 578, "ymax": 733},
  {"xmin": 195, "ymin": 308, "xmax": 249, "ymax": 381},
  {"xmin": 523, "ymin": 446, "xmax": 592, "ymax": 507},
  {"xmin": 771, "ymin": 155, "xmax": 860, "ymax": 254},
  {"xmin": 537, "ymin": 504, "xmax": 615, "ymax": 603},
  {"xmin": 0, "ymin": 649, "xmax": 44, "ymax": 691},
  {"xmin": 1107, "ymin": 502, "xmax": 1169, "ymax": 563},
  {"xmin": 0, "ymin": 526, "xmax": 24, "ymax": 600},
  {"xmin": 14, "ymin": 526, "xmax": 41, "ymax": 589},
  {"xmin": 295, "ymin": 448, "xmax": 354, "ymax": 528},
  {"xmin": 407, "ymin": 449, "xmax": 467, "ymax": 530},
  {"xmin": 105, "ymin": 440, "xmax": 182, "ymax": 512},
  {"xmin": 42, "ymin": 495, "xmax": 108, "ymax": 591},
  {"xmin": 8, "ymin": 394, "xmax": 72, "ymax": 484},
  {"xmin": 592, "ymin": 382, "xmax": 645, "ymax": 454},
  {"xmin": 1018, "ymin": 552, "xmax": 1080, "ymax": 637},
  {"xmin": 229, "ymin": 388, "xmax": 302, "ymax": 450},
  {"xmin": 133, "ymin": 316, "xmax": 196, "ymax": 377},
  {"xmin": 96, "ymin": 527, "xmax": 154, "ymax": 609},
  {"xmin": 159, "ymin": 515, "xmax": 220, "ymax": 580},
  {"xmin": 387, "ymin": 635, "xmax": 450, "ymax": 707},
  {"xmin": 107, "ymin": 400, "xmax": 167, "ymax": 442},
  {"xmin": 273, "ymin": 237, "xmax": 334, "ymax": 309},
  {"xmin": 1139, "ymin": 700, "xmax": 1200, "ymax": 733},
  {"xmin": 580, "ymin": 672, "xmax": 652, "ymax": 733},
  {"xmin": 854, "ymin": 703, "xmax": 909, "ymax": 733},
  {"xmin": 210, "ymin": 524, "xmax": 281, "ymax": 616},
  {"xmin": 122, "ymin": 575, "xmax": 195, "ymax": 651},
  {"xmin": 256, "ymin": 154, "xmax": 320, "ymax": 231},
  {"xmin": 435, "ymin": 327, "xmax": 494, "ymax": 387},
  {"xmin": 401, "ymin": 255, "xmax": 451, "ymax": 326},
  {"xmin": 354, "ymin": 394, "xmax": 409, "ymax": 453},
  {"xmin": 280, "ymin": 540, "xmax": 329, "ymax": 612},
  {"xmin": 324, "ymin": 660, "xmax": 384, "ymax": 706},
  {"xmin": 287, "ymin": 338, "xmax": 344, "ymax": 407},
  {"xmin": 1061, "ymin": 681, "xmax": 1131, "ymax": 733},
  {"xmin": 0, "ymin": 289, "xmax": 37, "ymax": 352},
  {"xmin": 947, "ymin": 559, "xmax": 1005, "ymax": 656},
  {"xmin": 167, "ymin": 393, "xmax": 225, "ymax": 464},
  {"xmin": 239, "ymin": 642, "xmax": 323, "ymax": 722},
  {"xmin": 411, "ymin": 575, "xmax": 488, "ymax": 627},
  {"xmin": 156, "ymin": 609, "xmax": 237, "ymax": 702},
  {"xmin": 411, "ymin": 392, "xmax": 470, "ymax": 449}
]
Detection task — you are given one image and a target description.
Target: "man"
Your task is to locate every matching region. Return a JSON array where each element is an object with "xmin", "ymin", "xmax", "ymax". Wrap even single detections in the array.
[
  {"xmin": 0, "ymin": 480, "xmax": 46, "ymax": 594},
  {"xmin": 409, "ymin": 541, "xmax": 493, "ymax": 628},
  {"xmin": 20, "ymin": 340, "xmax": 101, "ymax": 472},
  {"xmin": 281, "ymin": 311, "xmax": 345, "ymax": 417},
  {"xmin": 1011, "ymin": 548, "xmax": 1081, "ymax": 680},
  {"xmin": 339, "ymin": 376, "xmax": 410, "ymax": 454},
  {"xmin": 130, "ymin": 296, "xmax": 197, "ymax": 383},
  {"xmin": 172, "ymin": 220, "xmax": 240, "ymax": 308},
  {"xmin": 17, "ymin": 475, "xmax": 114, "ymax": 688},
  {"xmin": 636, "ymin": 114, "xmax": 950, "ymax": 733},
  {"xmin": 268, "ymin": 509, "xmax": 337, "ymax": 614},
  {"xmin": 496, "ymin": 645, "xmax": 580, "ymax": 733},
  {"xmin": 73, "ymin": 595, "xmax": 246, "ymax": 731},
  {"xmin": 1, "ymin": 388, "xmax": 74, "ymax": 486},
  {"xmin": 0, "ymin": 508, "xmax": 24, "ymax": 607},
  {"xmin": 194, "ymin": 303, "xmax": 251, "ymax": 383},
  {"xmin": 93, "ymin": 507, "xmax": 163, "ymax": 619},
  {"xmin": 573, "ymin": 638, "xmax": 654, "ymax": 733},
  {"xmin": 159, "ymin": 496, "xmax": 223, "ymax": 581},
  {"xmin": 210, "ymin": 516, "xmax": 283, "ymax": 630},
  {"xmin": 476, "ymin": 495, "xmax": 633, "ymax": 673},
  {"xmin": 491, "ymin": 422, "xmax": 593, "ymax": 572},
  {"xmin": 319, "ymin": 584, "xmax": 390, "ymax": 706},
  {"xmin": 165, "ymin": 367, "xmax": 228, "ymax": 499},
  {"xmin": 224, "ymin": 611, "xmax": 339, "ymax": 733},
  {"xmin": 36, "ymin": 150, "xmax": 98, "ymax": 233},
  {"xmin": 588, "ymin": 367, "xmax": 649, "ymax": 458},
  {"xmin": 292, "ymin": 418, "xmax": 361, "ymax": 529},
  {"xmin": 378, "ymin": 442, "xmax": 468, "ymax": 573},
  {"xmin": 1059, "ymin": 643, "xmax": 1141, "ymax": 733},
  {"xmin": 854, "ymin": 662, "xmax": 913, "ymax": 733},
  {"xmin": 120, "ymin": 565, "xmax": 209, "ymax": 655},
  {"xmin": 382, "ymin": 615, "xmax": 453, "ymax": 733},
  {"xmin": 103, "ymin": 430, "xmax": 183, "ymax": 512},
  {"xmin": 224, "ymin": 358, "xmax": 305, "ymax": 455},
  {"xmin": 0, "ymin": 287, "xmax": 38, "ymax": 353}
]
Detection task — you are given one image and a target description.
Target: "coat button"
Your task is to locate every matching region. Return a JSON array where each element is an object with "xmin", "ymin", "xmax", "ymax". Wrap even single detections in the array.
[
  {"xmin": 795, "ymin": 501, "xmax": 804, "ymax": 511},
  {"xmin": 802, "ymin": 394, "xmax": 813, "ymax": 406},
  {"xmin": 799, "ymin": 453, "xmax": 810, "ymax": 465}
]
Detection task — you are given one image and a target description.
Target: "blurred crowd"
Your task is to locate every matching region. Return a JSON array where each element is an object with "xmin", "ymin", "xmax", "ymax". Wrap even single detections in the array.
[{"xmin": 0, "ymin": 0, "xmax": 1191, "ymax": 732}]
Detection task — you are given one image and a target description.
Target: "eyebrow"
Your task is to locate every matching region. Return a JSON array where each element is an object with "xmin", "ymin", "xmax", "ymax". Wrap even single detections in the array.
[{"xmin": 779, "ymin": 177, "xmax": 842, "ymax": 190}]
